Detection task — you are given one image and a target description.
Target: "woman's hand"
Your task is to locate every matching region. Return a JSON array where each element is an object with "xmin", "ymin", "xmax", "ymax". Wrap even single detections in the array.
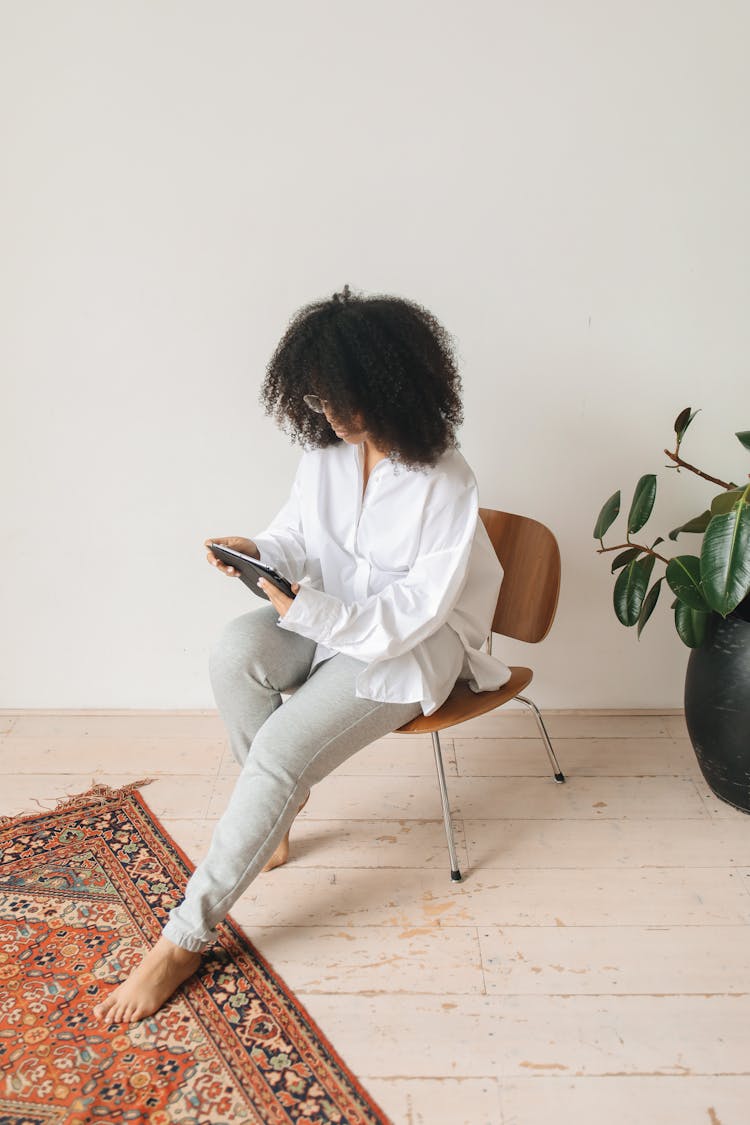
[
  {"xmin": 259, "ymin": 578, "xmax": 300, "ymax": 618},
  {"xmin": 204, "ymin": 536, "xmax": 258, "ymax": 577}
]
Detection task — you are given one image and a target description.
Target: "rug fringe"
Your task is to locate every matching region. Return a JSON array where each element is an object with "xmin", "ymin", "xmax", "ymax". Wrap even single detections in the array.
[{"xmin": 0, "ymin": 777, "xmax": 156, "ymax": 827}]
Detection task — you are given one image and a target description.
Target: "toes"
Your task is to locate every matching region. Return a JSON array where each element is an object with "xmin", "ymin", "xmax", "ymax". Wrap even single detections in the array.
[{"xmin": 94, "ymin": 992, "xmax": 117, "ymax": 1019}]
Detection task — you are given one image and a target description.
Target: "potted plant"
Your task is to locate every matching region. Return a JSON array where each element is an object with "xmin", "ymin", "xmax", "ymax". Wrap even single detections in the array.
[{"xmin": 593, "ymin": 408, "xmax": 750, "ymax": 812}]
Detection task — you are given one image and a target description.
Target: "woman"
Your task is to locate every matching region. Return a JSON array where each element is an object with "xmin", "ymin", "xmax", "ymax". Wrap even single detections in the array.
[{"xmin": 93, "ymin": 284, "xmax": 512, "ymax": 1022}]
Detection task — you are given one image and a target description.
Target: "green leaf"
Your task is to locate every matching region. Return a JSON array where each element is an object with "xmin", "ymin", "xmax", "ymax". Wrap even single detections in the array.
[
  {"xmin": 674, "ymin": 601, "xmax": 712, "ymax": 647},
  {"xmin": 637, "ymin": 577, "xmax": 663, "ymax": 638},
  {"xmin": 614, "ymin": 554, "xmax": 656, "ymax": 625},
  {"xmin": 627, "ymin": 474, "xmax": 657, "ymax": 534},
  {"xmin": 651, "ymin": 537, "xmax": 664, "ymax": 548},
  {"xmin": 668, "ymin": 510, "xmax": 712, "ymax": 541},
  {"xmin": 711, "ymin": 488, "xmax": 746, "ymax": 515},
  {"xmin": 674, "ymin": 407, "xmax": 699, "ymax": 443},
  {"xmin": 594, "ymin": 491, "xmax": 621, "ymax": 540},
  {"xmin": 611, "ymin": 547, "xmax": 641, "ymax": 573},
  {"xmin": 700, "ymin": 484, "xmax": 750, "ymax": 616},
  {"xmin": 736, "ymin": 430, "xmax": 750, "ymax": 452},
  {"xmin": 665, "ymin": 555, "xmax": 711, "ymax": 611}
]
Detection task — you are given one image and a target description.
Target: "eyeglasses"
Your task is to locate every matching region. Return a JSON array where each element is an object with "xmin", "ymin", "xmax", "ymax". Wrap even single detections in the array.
[{"xmin": 303, "ymin": 394, "xmax": 331, "ymax": 414}]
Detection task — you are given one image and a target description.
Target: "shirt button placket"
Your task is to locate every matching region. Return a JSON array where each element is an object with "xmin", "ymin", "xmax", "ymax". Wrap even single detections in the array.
[{"xmin": 353, "ymin": 556, "xmax": 370, "ymax": 600}]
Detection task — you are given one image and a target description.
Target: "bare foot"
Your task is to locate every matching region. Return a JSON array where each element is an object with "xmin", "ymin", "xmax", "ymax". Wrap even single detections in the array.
[
  {"xmin": 262, "ymin": 790, "xmax": 310, "ymax": 872},
  {"xmin": 92, "ymin": 935, "xmax": 202, "ymax": 1023}
]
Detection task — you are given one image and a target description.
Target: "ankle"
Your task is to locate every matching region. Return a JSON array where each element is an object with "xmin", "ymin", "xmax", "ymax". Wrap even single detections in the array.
[{"xmin": 157, "ymin": 935, "xmax": 202, "ymax": 963}]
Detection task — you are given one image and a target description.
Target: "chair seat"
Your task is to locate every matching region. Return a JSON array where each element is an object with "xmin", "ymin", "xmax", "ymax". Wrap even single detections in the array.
[{"xmin": 396, "ymin": 666, "xmax": 534, "ymax": 733}]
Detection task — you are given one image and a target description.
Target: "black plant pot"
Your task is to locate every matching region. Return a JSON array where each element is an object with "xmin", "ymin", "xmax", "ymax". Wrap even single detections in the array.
[{"xmin": 684, "ymin": 597, "xmax": 750, "ymax": 813}]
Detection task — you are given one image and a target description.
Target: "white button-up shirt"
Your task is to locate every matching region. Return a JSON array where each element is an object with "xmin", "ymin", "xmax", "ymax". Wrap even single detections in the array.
[{"xmin": 251, "ymin": 439, "xmax": 512, "ymax": 716}]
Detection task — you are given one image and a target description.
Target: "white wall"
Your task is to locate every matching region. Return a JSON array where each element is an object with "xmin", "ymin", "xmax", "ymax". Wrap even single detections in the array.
[{"xmin": 2, "ymin": 1, "xmax": 748, "ymax": 709}]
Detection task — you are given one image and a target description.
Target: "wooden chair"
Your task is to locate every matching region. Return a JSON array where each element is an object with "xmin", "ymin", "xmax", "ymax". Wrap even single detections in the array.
[{"xmin": 394, "ymin": 508, "xmax": 564, "ymax": 882}]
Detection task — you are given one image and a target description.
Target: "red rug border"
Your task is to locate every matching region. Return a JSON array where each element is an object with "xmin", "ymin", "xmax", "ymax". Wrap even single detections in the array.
[{"xmin": 0, "ymin": 779, "xmax": 394, "ymax": 1125}]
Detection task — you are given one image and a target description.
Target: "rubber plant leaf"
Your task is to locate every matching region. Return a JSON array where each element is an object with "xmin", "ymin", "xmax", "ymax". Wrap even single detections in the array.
[
  {"xmin": 637, "ymin": 577, "xmax": 663, "ymax": 638},
  {"xmin": 711, "ymin": 487, "xmax": 746, "ymax": 515},
  {"xmin": 674, "ymin": 407, "xmax": 699, "ymax": 446},
  {"xmin": 665, "ymin": 555, "xmax": 711, "ymax": 612},
  {"xmin": 674, "ymin": 600, "xmax": 711, "ymax": 648},
  {"xmin": 627, "ymin": 474, "xmax": 657, "ymax": 535},
  {"xmin": 614, "ymin": 554, "xmax": 655, "ymax": 626},
  {"xmin": 668, "ymin": 510, "xmax": 712, "ymax": 541},
  {"xmin": 700, "ymin": 483, "xmax": 750, "ymax": 616},
  {"xmin": 594, "ymin": 491, "xmax": 621, "ymax": 540},
  {"xmin": 611, "ymin": 547, "xmax": 641, "ymax": 573},
  {"xmin": 736, "ymin": 430, "xmax": 750, "ymax": 452}
]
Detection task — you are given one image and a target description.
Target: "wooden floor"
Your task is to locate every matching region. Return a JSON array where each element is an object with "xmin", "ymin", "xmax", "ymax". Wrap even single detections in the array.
[{"xmin": 1, "ymin": 708, "xmax": 748, "ymax": 1125}]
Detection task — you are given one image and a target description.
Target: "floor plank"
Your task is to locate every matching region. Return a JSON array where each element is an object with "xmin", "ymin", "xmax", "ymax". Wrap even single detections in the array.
[
  {"xmin": 241, "ymin": 923, "xmax": 486, "ymax": 995},
  {"xmin": 296, "ymin": 993, "xmax": 750, "ymax": 1077},
  {"xmin": 0, "ymin": 735, "xmax": 225, "ymax": 775},
  {"xmin": 499, "ymin": 1076, "xmax": 750, "ymax": 1125},
  {"xmin": 454, "ymin": 735, "xmax": 698, "ymax": 776},
  {"xmin": 227, "ymin": 866, "xmax": 750, "ymax": 928},
  {"xmin": 463, "ymin": 817, "xmax": 750, "ymax": 867},
  {"xmin": 5, "ymin": 713, "xmax": 225, "ymax": 739},
  {"xmin": 478, "ymin": 924, "xmax": 750, "ymax": 994},
  {"xmin": 366, "ymin": 1077, "xmax": 501, "ymax": 1125}
]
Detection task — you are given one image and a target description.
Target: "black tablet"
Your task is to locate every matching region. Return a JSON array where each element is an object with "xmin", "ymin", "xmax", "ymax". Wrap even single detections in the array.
[{"xmin": 209, "ymin": 543, "xmax": 296, "ymax": 601}]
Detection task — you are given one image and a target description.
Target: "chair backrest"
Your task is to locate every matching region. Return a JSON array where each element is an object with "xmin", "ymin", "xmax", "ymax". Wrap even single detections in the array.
[{"xmin": 478, "ymin": 508, "xmax": 561, "ymax": 643}]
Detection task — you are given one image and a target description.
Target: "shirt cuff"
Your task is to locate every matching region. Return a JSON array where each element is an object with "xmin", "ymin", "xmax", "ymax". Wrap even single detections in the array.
[{"xmin": 276, "ymin": 583, "xmax": 341, "ymax": 643}]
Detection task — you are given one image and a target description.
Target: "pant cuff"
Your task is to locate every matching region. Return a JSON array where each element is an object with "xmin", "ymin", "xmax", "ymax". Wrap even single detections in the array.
[{"xmin": 162, "ymin": 916, "xmax": 216, "ymax": 954}]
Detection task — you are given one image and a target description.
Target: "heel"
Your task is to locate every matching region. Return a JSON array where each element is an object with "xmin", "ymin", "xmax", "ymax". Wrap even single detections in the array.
[{"xmin": 261, "ymin": 789, "xmax": 311, "ymax": 873}]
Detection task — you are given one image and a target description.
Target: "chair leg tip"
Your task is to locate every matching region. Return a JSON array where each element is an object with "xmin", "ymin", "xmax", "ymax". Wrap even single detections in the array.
[
  {"xmin": 450, "ymin": 869, "xmax": 462, "ymax": 882},
  {"xmin": 554, "ymin": 772, "xmax": 565, "ymax": 783}
]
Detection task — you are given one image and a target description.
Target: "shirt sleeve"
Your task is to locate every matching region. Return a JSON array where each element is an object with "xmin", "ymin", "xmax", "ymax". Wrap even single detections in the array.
[
  {"xmin": 250, "ymin": 455, "xmax": 307, "ymax": 584},
  {"xmin": 276, "ymin": 468, "xmax": 479, "ymax": 663}
]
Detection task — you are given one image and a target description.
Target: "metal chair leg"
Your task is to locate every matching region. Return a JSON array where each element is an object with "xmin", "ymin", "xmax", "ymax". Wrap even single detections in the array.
[
  {"xmin": 515, "ymin": 693, "xmax": 565, "ymax": 783},
  {"xmin": 431, "ymin": 731, "xmax": 462, "ymax": 881}
]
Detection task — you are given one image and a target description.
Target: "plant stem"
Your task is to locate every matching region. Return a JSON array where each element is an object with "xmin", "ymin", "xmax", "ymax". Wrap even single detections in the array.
[
  {"xmin": 596, "ymin": 543, "xmax": 671, "ymax": 564},
  {"xmin": 664, "ymin": 447, "xmax": 737, "ymax": 489}
]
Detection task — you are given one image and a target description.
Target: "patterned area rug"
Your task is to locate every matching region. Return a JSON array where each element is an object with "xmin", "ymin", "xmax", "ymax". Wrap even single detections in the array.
[{"xmin": 0, "ymin": 781, "xmax": 391, "ymax": 1125}]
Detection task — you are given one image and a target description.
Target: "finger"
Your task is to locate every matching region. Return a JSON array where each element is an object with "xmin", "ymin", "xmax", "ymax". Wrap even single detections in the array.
[
  {"xmin": 258, "ymin": 578, "xmax": 277, "ymax": 604},
  {"xmin": 206, "ymin": 551, "xmax": 233, "ymax": 574},
  {"xmin": 207, "ymin": 553, "xmax": 238, "ymax": 577}
]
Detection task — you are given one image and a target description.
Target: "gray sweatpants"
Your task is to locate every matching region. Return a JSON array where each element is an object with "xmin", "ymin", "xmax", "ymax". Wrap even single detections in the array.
[{"xmin": 162, "ymin": 603, "xmax": 425, "ymax": 952}]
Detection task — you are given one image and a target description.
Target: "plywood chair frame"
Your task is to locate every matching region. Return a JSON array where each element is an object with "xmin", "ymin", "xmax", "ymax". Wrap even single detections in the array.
[{"xmin": 394, "ymin": 507, "xmax": 565, "ymax": 882}]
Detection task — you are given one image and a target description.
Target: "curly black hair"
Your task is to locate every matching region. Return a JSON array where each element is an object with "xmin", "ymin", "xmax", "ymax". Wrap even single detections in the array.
[{"xmin": 258, "ymin": 284, "xmax": 464, "ymax": 469}]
